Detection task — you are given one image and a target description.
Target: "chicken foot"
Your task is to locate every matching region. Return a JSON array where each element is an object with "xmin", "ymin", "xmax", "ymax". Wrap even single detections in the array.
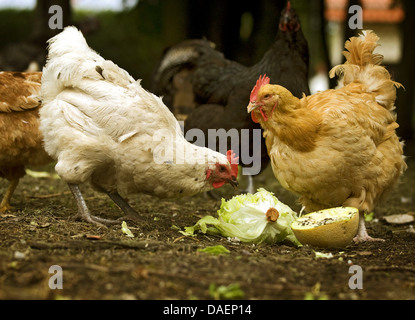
[
  {"xmin": 344, "ymin": 189, "xmax": 385, "ymax": 242},
  {"xmin": 0, "ymin": 178, "xmax": 19, "ymax": 214},
  {"xmin": 353, "ymin": 211, "xmax": 385, "ymax": 243},
  {"xmin": 67, "ymin": 183, "xmax": 119, "ymax": 226},
  {"xmin": 67, "ymin": 183, "xmax": 144, "ymax": 226}
]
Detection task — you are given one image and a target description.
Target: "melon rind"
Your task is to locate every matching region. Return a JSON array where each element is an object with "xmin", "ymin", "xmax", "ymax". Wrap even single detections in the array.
[{"xmin": 291, "ymin": 207, "xmax": 359, "ymax": 248}]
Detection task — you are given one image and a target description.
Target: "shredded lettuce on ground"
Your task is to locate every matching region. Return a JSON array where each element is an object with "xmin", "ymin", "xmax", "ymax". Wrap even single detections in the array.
[{"xmin": 181, "ymin": 188, "xmax": 300, "ymax": 245}]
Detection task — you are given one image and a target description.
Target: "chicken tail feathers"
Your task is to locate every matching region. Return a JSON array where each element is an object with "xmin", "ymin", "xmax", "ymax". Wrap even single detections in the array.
[
  {"xmin": 42, "ymin": 26, "xmax": 136, "ymax": 105},
  {"xmin": 46, "ymin": 26, "xmax": 90, "ymax": 59},
  {"xmin": 329, "ymin": 30, "xmax": 403, "ymax": 111},
  {"xmin": 342, "ymin": 30, "xmax": 383, "ymax": 67},
  {"xmin": 42, "ymin": 26, "xmax": 106, "ymax": 95}
]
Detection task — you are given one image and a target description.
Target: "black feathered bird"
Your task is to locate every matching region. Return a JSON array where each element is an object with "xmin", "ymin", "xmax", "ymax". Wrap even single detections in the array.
[{"xmin": 151, "ymin": 1, "xmax": 310, "ymax": 193}]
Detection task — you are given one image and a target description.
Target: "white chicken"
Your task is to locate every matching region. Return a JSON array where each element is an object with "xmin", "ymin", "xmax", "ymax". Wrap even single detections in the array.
[{"xmin": 40, "ymin": 27, "xmax": 238, "ymax": 226}]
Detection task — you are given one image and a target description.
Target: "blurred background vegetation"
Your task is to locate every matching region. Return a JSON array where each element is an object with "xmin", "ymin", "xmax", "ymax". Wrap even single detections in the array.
[{"xmin": 0, "ymin": 0, "xmax": 413, "ymax": 150}]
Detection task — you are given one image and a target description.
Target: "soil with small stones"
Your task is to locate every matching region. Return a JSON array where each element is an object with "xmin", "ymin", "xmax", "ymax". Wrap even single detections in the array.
[{"xmin": 1, "ymin": 153, "xmax": 415, "ymax": 300}]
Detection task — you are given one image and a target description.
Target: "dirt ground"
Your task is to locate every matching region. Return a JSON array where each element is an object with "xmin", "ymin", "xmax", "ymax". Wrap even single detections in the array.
[{"xmin": 0, "ymin": 147, "xmax": 414, "ymax": 301}]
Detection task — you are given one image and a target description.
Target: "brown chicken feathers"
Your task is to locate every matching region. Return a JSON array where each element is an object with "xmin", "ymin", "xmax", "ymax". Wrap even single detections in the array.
[
  {"xmin": 247, "ymin": 30, "xmax": 407, "ymax": 242},
  {"xmin": 0, "ymin": 72, "xmax": 51, "ymax": 212}
]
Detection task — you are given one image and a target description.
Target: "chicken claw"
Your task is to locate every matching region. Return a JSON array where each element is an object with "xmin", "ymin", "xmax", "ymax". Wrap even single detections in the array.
[
  {"xmin": 67, "ymin": 183, "xmax": 145, "ymax": 226},
  {"xmin": 67, "ymin": 183, "xmax": 118, "ymax": 227},
  {"xmin": 353, "ymin": 214, "xmax": 385, "ymax": 243},
  {"xmin": 0, "ymin": 179, "xmax": 19, "ymax": 214},
  {"xmin": 353, "ymin": 235, "xmax": 385, "ymax": 243}
]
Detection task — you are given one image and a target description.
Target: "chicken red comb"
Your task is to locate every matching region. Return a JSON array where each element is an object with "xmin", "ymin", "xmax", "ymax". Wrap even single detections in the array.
[
  {"xmin": 227, "ymin": 150, "xmax": 239, "ymax": 178},
  {"xmin": 250, "ymin": 74, "xmax": 270, "ymax": 102}
]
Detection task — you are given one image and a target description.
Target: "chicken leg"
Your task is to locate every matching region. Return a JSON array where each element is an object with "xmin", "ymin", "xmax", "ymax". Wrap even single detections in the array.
[
  {"xmin": 67, "ymin": 183, "xmax": 144, "ymax": 226},
  {"xmin": 106, "ymin": 192, "xmax": 144, "ymax": 222},
  {"xmin": 0, "ymin": 178, "xmax": 19, "ymax": 214},
  {"xmin": 67, "ymin": 183, "xmax": 119, "ymax": 226},
  {"xmin": 343, "ymin": 189, "xmax": 385, "ymax": 242},
  {"xmin": 353, "ymin": 212, "xmax": 385, "ymax": 243}
]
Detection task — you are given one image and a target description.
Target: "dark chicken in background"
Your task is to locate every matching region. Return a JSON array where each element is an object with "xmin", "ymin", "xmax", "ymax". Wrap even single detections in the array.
[{"xmin": 151, "ymin": 1, "xmax": 310, "ymax": 193}]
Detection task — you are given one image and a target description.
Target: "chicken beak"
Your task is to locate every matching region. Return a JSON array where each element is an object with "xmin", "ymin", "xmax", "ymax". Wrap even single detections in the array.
[
  {"xmin": 227, "ymin": 177, "xmax": 239, "ymax": 190},
  {"xmin": 247, "ymin": 102, "xmax": 257, "ymax": 113}
]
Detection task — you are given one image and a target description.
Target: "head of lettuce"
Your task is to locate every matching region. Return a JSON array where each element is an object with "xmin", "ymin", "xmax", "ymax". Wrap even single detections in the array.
[{"xmin": 181, "ymin": 188, "xmax": 301, "ymax": 246}]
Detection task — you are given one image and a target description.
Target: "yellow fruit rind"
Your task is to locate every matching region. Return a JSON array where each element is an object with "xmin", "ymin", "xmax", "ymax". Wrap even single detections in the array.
[{"xmin": 291, "ymin": 207, "xmax": 359, "ymax": 248}]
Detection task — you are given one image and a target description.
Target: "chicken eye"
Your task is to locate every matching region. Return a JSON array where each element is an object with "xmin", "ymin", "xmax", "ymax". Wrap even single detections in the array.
[
  {"xmin": 219, "ymin": 165, "xmax": 227, "ymax": 173},
  {"xmin": 263, "ymin": 94, "xmax": 270, "ymax": 99}
]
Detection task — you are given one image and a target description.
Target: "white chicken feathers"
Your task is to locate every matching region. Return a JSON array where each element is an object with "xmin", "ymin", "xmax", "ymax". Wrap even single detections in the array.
[{"xmin": 40, "ymin": 26, "xmax": 236, "ymax": 207}]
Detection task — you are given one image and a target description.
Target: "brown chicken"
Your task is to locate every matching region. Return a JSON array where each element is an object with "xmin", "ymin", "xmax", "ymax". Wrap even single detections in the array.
[
  {"xmin": 0, "ymin": 72, "xmax": 52, "ymax": 213},
  {"xmin": 247, "ymin": 31, "xmax": 407, "ymax": 242}
]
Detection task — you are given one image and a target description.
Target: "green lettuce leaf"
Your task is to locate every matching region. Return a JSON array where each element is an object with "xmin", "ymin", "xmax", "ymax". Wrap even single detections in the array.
[{"xmin": 181, "ymin": 188, "xmax": 300, "ymax": 245}]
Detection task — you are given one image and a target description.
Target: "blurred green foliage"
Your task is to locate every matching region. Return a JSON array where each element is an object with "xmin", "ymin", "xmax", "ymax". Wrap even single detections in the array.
[
  {"xmin": 0, "ymin": 5, "xmax": 167, "ymax": 84},
  {"xmin": 0, "ymin": 0, "xmax": 311, "ymax": 87},
  {"xmin": 0, "ymin": 10, "xmax": 33, "ymax": 46},
  {"xmin": 75, "ymin": 5, "xmax": 166, "ymax": 85}
]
